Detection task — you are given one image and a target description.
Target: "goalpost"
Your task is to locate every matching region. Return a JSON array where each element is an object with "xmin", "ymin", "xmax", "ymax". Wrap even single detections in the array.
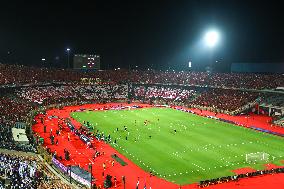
[{"xmin": 245, "ymin": 152, "xmax": 270, "ymax": 163}]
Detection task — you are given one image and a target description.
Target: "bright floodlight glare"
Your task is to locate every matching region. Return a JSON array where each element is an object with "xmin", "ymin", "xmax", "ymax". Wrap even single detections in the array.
[
  {"xmin": 204, "ymin": 30, "xmax": 219, "ymax": 47},
  {"xmin": 66, "ymin": 48, "xmax": 70, "ymax": 51}
]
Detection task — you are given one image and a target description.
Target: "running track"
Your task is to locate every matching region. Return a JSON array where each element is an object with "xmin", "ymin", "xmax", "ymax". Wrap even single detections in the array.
[{"xmin": 32, "ymin": 103, "xmax": 284, "ymax": 189}]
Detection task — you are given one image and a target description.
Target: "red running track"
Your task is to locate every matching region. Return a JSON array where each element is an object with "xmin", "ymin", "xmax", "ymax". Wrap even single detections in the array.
[{"xmin": 32, "ymin": 103, "xmax": 284, "ymax": 189}]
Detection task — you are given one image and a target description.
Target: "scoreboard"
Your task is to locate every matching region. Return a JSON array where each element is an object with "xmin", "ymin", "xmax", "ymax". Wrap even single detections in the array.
[{"xmin": 73, "ymin": 54, "xmax": 101, "ymax": 70}]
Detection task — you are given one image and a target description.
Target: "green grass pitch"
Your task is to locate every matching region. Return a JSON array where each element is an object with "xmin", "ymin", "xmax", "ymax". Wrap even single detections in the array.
[{"xmin": 71, "ymin": 107, "xmax": 284, "ymax": 185}]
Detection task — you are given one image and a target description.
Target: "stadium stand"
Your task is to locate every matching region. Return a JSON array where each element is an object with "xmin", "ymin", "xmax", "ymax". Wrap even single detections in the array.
[
  {"xmin": 0, "ymin": 63, "xmax": 283, "ymax": 188},
  {"xmin": 0, "ymin": 152, "xmax": 72, "ymax": 189},
  {"xmin": 132, "ymin": 85, "xmax": 197, "ymax": 102},
  {"xmin": 1, "ymin": 63, "xmax": 284, "ymax": 89},
  {"xmin": 258, "ymin": 94, "xmax": 284, "ymax": 127},
  {"xmin": 260, "ymin": 94, "xmax": 284, "ymax": 108},
  {"xmin": 190, "ymin": 88, "xmax": 260, "ymax": 113},
  {"xmin": 15, "ymin": 84, "xmax": 128, "ymax": 104}
]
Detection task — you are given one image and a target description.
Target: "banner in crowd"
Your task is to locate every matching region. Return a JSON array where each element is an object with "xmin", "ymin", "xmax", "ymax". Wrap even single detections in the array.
[
  {"xmin": 52, "ymin": 157, "xmax": 68, "ymax": 173},
  {"xmin": 66, "ymin": 119, "xmax": 76, "ymax": 132},
  {"xmin": 69, "ymin": 169, "xmax": 91, "ymax": 187},
  {"xmin": 65, "ymin": 118, "xmax": 92, "ymax": 146},
  {"xmin": 52, "ymin": 157, "xmax": 91, "ymax": 187}
]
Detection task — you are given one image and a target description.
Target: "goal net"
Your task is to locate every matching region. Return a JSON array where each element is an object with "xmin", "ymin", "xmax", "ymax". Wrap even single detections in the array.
[{"xmin": 245, "ymin": 152, "xmax": 270, "ymax": 163}]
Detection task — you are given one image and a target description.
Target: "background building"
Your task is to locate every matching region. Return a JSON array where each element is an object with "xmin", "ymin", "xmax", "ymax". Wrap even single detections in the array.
[{"xmin": 231, "ymin": 63, "xmax": 284, "ymax": 73}]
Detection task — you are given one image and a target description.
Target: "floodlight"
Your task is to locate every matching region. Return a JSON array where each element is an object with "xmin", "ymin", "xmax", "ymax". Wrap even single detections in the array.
[{"xmin": 204, "ymin": 30, "xmax": 219, "ymax": 47}]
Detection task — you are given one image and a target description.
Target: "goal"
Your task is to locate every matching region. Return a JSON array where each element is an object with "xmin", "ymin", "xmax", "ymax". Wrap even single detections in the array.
[{"xmin": 245, "ymin": 152, "xmax": 270, "ymax": 163}]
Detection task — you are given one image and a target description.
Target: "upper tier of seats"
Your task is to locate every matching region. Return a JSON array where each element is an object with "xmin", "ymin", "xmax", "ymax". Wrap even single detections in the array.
[{"xmin": 1, "ymin": 63, "xmax": 283, "ymax": 89}]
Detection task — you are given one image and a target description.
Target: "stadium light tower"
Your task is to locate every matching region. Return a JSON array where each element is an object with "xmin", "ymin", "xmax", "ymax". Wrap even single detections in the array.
[
  {"xmin": 204, "ymin": 30, "xmax": 220, "ymax": 48},
  {"xmin": 201, "ymin": 29, "xmax": 221, "ymax": 72},
  {"xmin": 66, "ymin": 48, "xmax": 71, "ymax": 68},
  {"xmin": 41, "ymin": 58, "xmax": 46, "ymax": 66}
]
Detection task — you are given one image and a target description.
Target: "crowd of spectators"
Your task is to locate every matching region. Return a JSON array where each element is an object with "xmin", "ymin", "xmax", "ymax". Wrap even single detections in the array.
[
  {"xmin": 0, "ymin": 63, "xmax": 79, "ymax": 85},
  {"xmin": 0, "ymin": 153, "xmax": 72, "ymax": 189},
  {"xmin": 16, "ymin": 84, "xmax": 129, "ymax": 104},
  {"xmin": 1, "ymin": 63, "xmax": 284, "ymax": 89},
  {"xmin": 132, "ymin": 85, "xmax": 259, "ymax": 113},
  {"xmin": 191, "ymin": 88, "xmax": 259, "ymax": 112},
  {"xmin": 133, "ymin": 85, "xmax": 197, "ymax": 102},
  {"xmin": 74, "ymin": 84, "xmax": 128, "ymax": 100},
  {"xmin": 0, "ymin": 96, "xmax": 36, "ymax": 152},
  {"xmin": 0, "ymin": 96, "xmax": 33, "ymax": 124},
  {"xmin": 16, "ymin": 86, "xmax": 81, "ymax": 105},
  {"xmin": 0, "ymin": 153, "xmax": 38, "ymax": 188},
  {"xmin": 199, "ymin": 167, "xmax": 284, "ymax": 188},
  {"xmin": 36, "ymin": 168, "xmax": 72, "ymax": 189},
  {"xmin": 0, "ymin": 63, "xmax": 130, "ymax": 86},
  {"xmin": 128, "ymin": 70, "xmax": 284, "ymax": 89}
]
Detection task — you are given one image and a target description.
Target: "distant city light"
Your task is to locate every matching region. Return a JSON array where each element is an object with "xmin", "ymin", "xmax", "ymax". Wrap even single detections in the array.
[
  {"xmin": 66, "ymin": 48, "xmax": 70, "ymax": 51},
  {"xmin": 41, "ymin": 58, "xmax": 46, "ymax": 61},
  {"xmin": 204, "ymin": 30, "xmax": 220, "ymax": 47}
]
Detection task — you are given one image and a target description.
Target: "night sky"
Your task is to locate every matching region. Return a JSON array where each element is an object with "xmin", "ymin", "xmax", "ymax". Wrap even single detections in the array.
[{"xmin": 1, "ymin": 0, "xmax": 284, "ymax": 70}]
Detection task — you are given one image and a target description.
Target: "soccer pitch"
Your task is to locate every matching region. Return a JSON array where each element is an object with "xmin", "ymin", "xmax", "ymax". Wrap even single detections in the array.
[{"xmin": 71, "ymin": 107, "xmax": 284, "ymax": 185}]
